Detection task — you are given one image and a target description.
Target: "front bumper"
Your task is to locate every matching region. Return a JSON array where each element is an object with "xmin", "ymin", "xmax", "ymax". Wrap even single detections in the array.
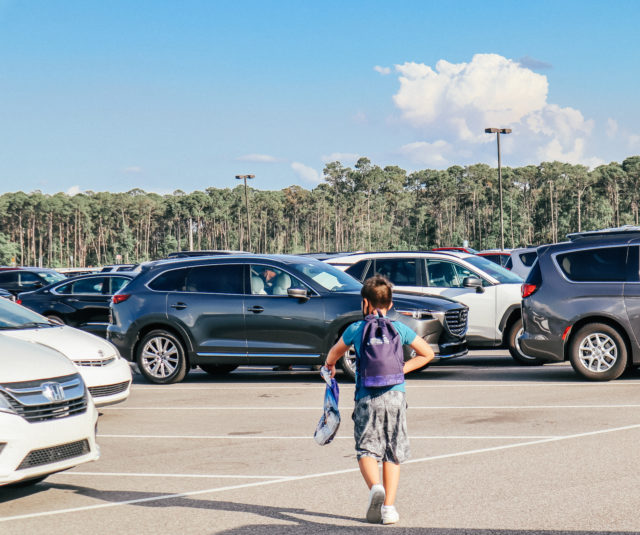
[
  {"xmin": 0, "ymin": 403, "xmax": 100, "ymax": 486},
  {"xmin": 74, "ymin": 357, "xmax": 132, "ymax": 407}
]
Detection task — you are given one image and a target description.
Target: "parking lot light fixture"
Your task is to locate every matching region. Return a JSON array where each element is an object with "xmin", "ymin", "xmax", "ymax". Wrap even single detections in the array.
[
  {"xmin": 484, "ymin": 128, "xmax": 512, "ymax": 251},
  {"xmin": 235, "ymin": 174, "xmax": 255, "ymax": 251}
]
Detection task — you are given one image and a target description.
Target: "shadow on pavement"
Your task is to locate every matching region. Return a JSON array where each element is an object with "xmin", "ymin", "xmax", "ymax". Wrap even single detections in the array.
[{"xmin": 31, "ymin": 483, "xmax": 640, "ymax": 535}]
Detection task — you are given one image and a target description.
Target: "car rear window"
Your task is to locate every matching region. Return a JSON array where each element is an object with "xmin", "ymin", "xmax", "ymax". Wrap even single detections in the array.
[
  {"xmin": 519, "ymin": 251, "xmax": 538, "ymax": 267},
  {"xmin": 556, "ymin": 246, "xmax": 628, "ymax": 282}
]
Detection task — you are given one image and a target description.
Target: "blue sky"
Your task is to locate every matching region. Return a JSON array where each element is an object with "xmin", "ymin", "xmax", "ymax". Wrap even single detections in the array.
[{"xmin": 0, "ymin": 0, "xmax": 639, "ymax": 194}]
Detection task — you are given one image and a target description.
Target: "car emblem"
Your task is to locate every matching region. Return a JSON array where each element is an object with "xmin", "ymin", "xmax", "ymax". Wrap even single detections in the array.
[{"xmin": 42, "ymin": 382, "xmax": 65, "ymax": 402}]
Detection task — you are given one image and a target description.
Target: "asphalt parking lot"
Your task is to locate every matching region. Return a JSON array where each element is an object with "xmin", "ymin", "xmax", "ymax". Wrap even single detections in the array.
[{"xmin": 3, "ymin": 349, "xmax": 640, "ymax": 535}]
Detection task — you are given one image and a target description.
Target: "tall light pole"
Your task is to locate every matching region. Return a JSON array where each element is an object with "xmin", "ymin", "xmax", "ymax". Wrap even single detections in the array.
[
  {"xmin": 484, "ymin": 128, "xmax": 512, "ymax": 250},
  {"xmin": 235, "ymin": 174, "xmax": 255, "ymax": 251}
]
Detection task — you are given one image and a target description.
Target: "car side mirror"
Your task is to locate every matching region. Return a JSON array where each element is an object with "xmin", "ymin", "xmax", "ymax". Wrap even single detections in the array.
[
  {"xmin": 287, "ymin": 288, "xmax": 310, "ymax": 301},
  {"xmin": 463, "ymin": 276, "xmax": 484, "ymax": 293}
]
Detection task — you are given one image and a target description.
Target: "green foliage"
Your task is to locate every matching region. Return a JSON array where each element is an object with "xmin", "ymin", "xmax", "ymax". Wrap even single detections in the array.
[{"xmin": 1, "ymin": 155, "xmax": 640, "ymax": 267}]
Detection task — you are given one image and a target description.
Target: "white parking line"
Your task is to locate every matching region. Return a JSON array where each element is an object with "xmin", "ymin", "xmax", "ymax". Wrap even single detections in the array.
[
  {"xmin": 63, "ymin": 472, "xmax": 292, "ymax": 480},
  {"xmin": 102, "ymin": 404, "xmax": 640, "ymax": 410},
  {"xmin": 3, "ymin": 422, "xmax": 640, "ymax": 523},
  {"xmin": 98, "ymin": 434, "xmax": 558, "ymax": 440}
]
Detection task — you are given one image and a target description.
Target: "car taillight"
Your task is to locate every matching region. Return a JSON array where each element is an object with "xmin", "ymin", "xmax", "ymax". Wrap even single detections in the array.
[
  {"xmin": 521, "ymin": 283, "xmax": 538, "ymax": 298},
  {"xmin": 112, "ymin": 294, "xmax": 131, "ymax": 304},
  {"xmin": 15, "ymin": 299, "xmax": 22, "ymax": 305}
]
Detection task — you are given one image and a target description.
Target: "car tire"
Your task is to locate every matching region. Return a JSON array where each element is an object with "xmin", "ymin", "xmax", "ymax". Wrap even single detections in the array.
[
  {"xmin": 569, "ymin": 323, "xmax": 627, "ymax": 381},
  {"xmin": 199, "ymin": 364, "xmax": 238, "ymax": 376},
  {"xmin": 339, "ymin": 344, "xmax": 357, "ymax": 381},
  {"xmin": 136, "ymin": 329, "xmax": 188, "ymax": 384},
  {"xmin": 508, "ymin": 318, "xmax": 545, "ymax": 366},
  {"xmin": 46, "ymin": 314, "xmax": 65, "ymax": 325}
]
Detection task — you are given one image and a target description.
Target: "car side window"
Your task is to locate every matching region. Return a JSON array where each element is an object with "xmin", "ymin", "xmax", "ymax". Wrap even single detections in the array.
[
  {"xmin": 556, "ymin": 246, "xmax": 628, "ymax": 282},
  {"xmin": 0, "ymin": 272, "xmax": 18, "ymax": 285},
  {"xmin": 373, "ymin": 258, "xmax": 418, "ymax": 286},
  {"xmin": 109, "ymin": 277, "xmax": 131, "ymax": 295},
  {"xmin": 71, "ymin": 277, "xmax": 104, "ymax": 294},
  {"xmin": 519, "ymin": 252, "xmax": 538, "ymax": 267},
  {"xmin": 148, "ymin": 268, "xmax": 189, "ymax": 292},
  {"xmin": 249, "ymin": 265, "xmax": 308, "ymax": 296},
  {"xmin": 19, "ymin": 272, "xmax": 43, "ymax": 289},
  {"xmin": 426, "ymin": 260, "xmax": 463, "ymax": 288},
  {"xmin": 185, "ymin": 265, "xmax": 244, "ymax": 294},
  {"xmin": 345, "ymin": 260, "xmax": 369, "ymax": 281}
]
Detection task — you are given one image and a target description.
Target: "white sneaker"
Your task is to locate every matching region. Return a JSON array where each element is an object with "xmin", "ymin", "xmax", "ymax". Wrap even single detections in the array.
[
  {"xmin": 366, "ymin": 484, "xmax": 385, "ymax": 523},
  {"xmin": 381, "ymin": 505, "xmax": 400, "ymax": 525}
]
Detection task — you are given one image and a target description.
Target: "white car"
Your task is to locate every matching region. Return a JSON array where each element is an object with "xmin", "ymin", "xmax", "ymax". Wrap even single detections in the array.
[
  {"xmin": 327, "ymin": 251, "xmax": 536, "ymax": 364},
  {"xmin": 506, "ymin": 247, "xmax": 539, "ymax": 279},
  {"xmin": 0, "ymin": 298, "xmax": 132, "ymax": 407},
  {"xmin": 0, "ymin": 335, "xmax": 100, "ymax": 486}
]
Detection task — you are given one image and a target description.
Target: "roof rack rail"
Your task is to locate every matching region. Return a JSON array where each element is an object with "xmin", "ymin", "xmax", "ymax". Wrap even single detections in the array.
[{"xmin": 567, "ymin": 225, "xmax": 640, "ymax": 241}]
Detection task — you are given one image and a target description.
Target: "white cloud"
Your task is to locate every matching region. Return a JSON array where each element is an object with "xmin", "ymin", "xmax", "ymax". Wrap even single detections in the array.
[
  {"xmin": 389, "ymin": 53, "xmax": 602, "ymax": 167},
  {"xmin": 124, "ymin": 166, "xmax": 142, "ymax": 173},
  {"xmin": 629, "ymin": 134, "xmax": 640, "ymax": 149},
  {"xmin": 321, "ymin": 152, "xmax": 361, "ymax": 164},
  {"xmin": 66, "ymin": 185, "xmax": 82, "ymax": 196},
  {"xmin": 374, "ymin": 65, "xmax": 391, "ymax": 75},
  {"xmin": 237, "ymin": 153, "xmax": 281, "ymax": 163},
  {"xmin": 399, "ymin": 141, "xmax": 451, "ymax": 167},
  {"xmin": 606, "ymin": 118, "xmax": 619, "ymax": 138},
  {"xmin": 291, "ymin": 162, "xmax": 321, "ymax": 183}
]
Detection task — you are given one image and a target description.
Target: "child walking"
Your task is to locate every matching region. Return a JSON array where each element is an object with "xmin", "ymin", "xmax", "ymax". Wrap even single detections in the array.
[{"xmin": 324, "ymin": 275, "xmax": 434, "ymax": 525}]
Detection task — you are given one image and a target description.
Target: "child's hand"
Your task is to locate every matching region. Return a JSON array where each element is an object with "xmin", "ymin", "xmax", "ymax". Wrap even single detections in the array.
[{"xmin": 325, "ymin": 362, "xmax": 336, "ymax": 378}]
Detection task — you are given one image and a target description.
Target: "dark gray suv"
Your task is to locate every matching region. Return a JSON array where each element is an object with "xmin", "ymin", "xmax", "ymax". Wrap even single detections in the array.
[
  {"xmin": 107, "ymin": 254, "xmax": 468, "ymax": 384},
  {"xmin": 520, "ymin": 227, "xmax": 640, "ymax": 381}
]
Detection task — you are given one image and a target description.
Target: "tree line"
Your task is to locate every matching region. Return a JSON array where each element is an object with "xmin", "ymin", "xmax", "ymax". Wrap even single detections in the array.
[{"xmin": 1, "ymin": 155, "xmax": 639, "ymax": 267}]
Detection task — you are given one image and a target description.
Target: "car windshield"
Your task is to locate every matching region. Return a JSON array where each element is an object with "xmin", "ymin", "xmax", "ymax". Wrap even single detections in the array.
[
  {"xmin": 464, "ymin": 255, "xmax": 523, "ymax": 284},
  {"xmin": 290, "ymin": 261, "xmax": 362, "ymax": 292},
  {"xmin": 0, "ymin": 297, "xmax": 53, "ymax": 329},
  {"xmin": 40, "ymin": 271, "xmax": 66, "ymax": 284}
]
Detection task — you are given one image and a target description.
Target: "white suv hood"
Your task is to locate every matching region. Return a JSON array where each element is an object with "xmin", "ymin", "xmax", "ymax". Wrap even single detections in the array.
[
  {"xmin": 2, "ymin": 325, "xmax": 118, "ymax": 362},
  {"xmin": 0, "ymin": 334, "xmax": 77, "ymax": 383}
]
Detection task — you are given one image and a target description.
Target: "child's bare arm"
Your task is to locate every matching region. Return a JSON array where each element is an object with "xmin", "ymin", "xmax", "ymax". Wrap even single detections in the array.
[
  {"xmin": 325, "ymin": 337, "xmax": 349, "ymax": 378},
  {"xmin": 403, "ymin": 335, "xmax": 435, "ymax": 374}
]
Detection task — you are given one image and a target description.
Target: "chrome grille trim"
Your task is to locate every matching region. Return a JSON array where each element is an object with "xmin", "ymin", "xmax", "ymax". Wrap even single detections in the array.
[
  {"xmin": 0, "ymin": 373, "xmax": 88, "ymax": 423},
  {"xmin": 75, "ymin": 357, "xmax": 117, "ymax": 367},
  {"xmin": 88, "ymin": 380, "xmax": 130, "ymax": 398},
  {"xmin": 444, "ymin": 308, "xmax": 468, "ymax": 337},
  {"xmin": 17, "ymin": 439, "xmax": 90, "ymax": 470}
]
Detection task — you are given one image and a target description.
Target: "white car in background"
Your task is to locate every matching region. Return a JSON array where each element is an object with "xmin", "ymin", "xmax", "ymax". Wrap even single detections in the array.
[
  {"xmin": 0, "ymin": 335, "xmax": 100, "ymax": 486},
  {"xmin": 0, "ymin": 298, "xmax": 132, "ymax": 407},
  {"xmin": 506, "ymin": 247, "xmax": 539, "ymax": 279},
  {"xmin": 327, "ymin": 251, "xmax": 537, "ymax": 364}
]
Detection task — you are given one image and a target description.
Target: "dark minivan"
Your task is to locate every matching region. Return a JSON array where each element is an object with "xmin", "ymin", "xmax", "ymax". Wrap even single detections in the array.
[
  {"xmin": 520, "ymin": 226, "xmax": 640, "ymax": 381},
  {"xmin": 108, "ymin": 255, "xmax": 468, "ymax": 384}
]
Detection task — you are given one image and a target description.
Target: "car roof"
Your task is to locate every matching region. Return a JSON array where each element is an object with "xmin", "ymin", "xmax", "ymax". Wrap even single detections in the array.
[
  {"xmin": 566, "ymin": 225, "xmax": 640, "ymax": 242},
  {"xmin": 140, "ymin": 254, "xmax": 327, "ymax": 272}
]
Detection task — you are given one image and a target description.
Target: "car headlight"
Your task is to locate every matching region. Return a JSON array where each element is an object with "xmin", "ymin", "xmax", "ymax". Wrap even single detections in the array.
[
  {"xmin": 396, "ymin": 309, "xmax": 435, "ymax": 320},
  {"xmin": 0, "ymin": 392, "xmax": 17, "ymax": 415}
]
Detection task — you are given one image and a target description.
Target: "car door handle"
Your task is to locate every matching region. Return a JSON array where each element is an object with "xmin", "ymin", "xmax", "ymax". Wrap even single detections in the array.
[
  {"xmin": 170, "ymin": 302, "xmax": 188, "ymax": 310},
  {"xmin": 247, "ymin": 306, "xmax": 264, "ymax": 314},
  {"xmin": 67, "ymin": 298, "xmax": 79, "ymax": 302}
]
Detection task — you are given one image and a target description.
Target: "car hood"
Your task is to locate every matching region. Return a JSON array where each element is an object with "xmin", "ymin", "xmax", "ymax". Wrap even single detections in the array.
[
  {"xmin": 392, "ymin": 291, "xmax": 465, "ymax": 311},
  {"xmin": 0, "ymin": 334, "xmax": 77, "ymax": 383},
  {"xmin": 2, "ymin": 325, "xmax": 119, "ymax": 361}
]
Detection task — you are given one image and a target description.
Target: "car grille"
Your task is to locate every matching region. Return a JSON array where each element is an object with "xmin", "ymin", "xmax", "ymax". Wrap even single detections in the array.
[
  {"xmin": 0, "ymin": 374, "xmax": 88, "ymax": 423},
  {"xmin": 444, "ymin": 308, "xmax": 468, "ymax": 337},
  {"xmin": 17, "ymin": 439, "xmax": 90, "ymax": 470},
  {"xmin": 75, "ymin": 357, "xmax": 117, "ymax": 367},
  {"xmin": 88, "ymin": 380, "xmax": 130, "ymax": 398}
]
